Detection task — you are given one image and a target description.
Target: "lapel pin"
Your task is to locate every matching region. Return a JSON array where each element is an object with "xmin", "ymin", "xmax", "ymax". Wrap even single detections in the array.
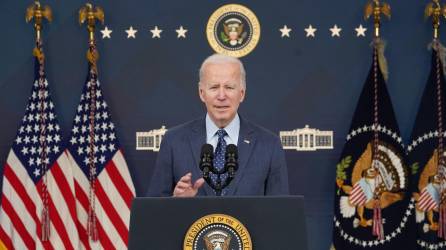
[{"xmin": 244, "ymin": 139, "xmax": 250, "ymax": 144}]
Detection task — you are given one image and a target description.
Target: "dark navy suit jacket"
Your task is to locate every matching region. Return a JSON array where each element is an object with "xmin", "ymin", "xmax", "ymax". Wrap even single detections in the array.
[{"xmin": 146, "ymin": 116, "xmax": 289, "ymax": 196}]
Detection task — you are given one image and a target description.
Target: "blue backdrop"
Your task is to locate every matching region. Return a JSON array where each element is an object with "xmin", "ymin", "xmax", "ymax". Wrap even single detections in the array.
[{"xmin": 0, "ymin": 1, "xmax": 437, "ymax": 249}]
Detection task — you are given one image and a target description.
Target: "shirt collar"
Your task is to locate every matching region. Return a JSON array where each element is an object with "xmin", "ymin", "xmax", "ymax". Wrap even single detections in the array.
[{"xmin": 205, "ymin": 113, "xmax": 240, "ymax": 143}]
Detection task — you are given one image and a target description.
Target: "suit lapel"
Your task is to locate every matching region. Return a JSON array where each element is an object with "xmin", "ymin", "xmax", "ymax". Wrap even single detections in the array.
[
  {"xmin": 188, "ymin": 118, "xmax": 214, "ymax": 196},
  {"xmin": 226, "ymin": 117, "xmax": 256, "ymax": 196}
]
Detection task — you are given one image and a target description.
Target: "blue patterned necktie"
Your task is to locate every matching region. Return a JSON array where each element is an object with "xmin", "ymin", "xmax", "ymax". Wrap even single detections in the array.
[{"xmin": 211, "ymin": 129, "xmax": 228, "ymax": 195}]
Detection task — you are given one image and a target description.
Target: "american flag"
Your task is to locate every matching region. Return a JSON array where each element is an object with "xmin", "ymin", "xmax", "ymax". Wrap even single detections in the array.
[
  {"xmin": 66, "ymin": 65, "xmax": 135, "ymax": 249},
  {"xmin": 349, "ymin": 181, "xmax": 367, "ymax": 206},
  {"xmin": 418, "ymin": 186, "xmax": 439, "ymax": 211},
  {"xmin": 0, "ymin": 58, "xmax": 79, "ymax": 249}
]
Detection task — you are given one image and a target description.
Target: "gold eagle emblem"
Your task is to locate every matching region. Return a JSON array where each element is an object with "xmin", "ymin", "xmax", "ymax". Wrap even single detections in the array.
[
  {"xmin": 364, "ymin": 0, "xmax": 391, "ymax": 20},
  {"xmin": 338, "ymin": 142, "xmax": 406, "ymax": 228},
  {"xmin": 222, "ymin": 18, "xmax": 246, "ymax": 46},
  {"xmin": 413, "ymin": 150, "xmax": 443, "ymax": 232},
  {"xmin": 78, "ymin": 3, "xmax": 104, "ymax": 26},
  {"xmin": 204, "ymin": 230, "xmax": 231, "ymax": 250},
  {"xmin": 26, "ymin": 1, "xmax": 52, "ymax": 24}
]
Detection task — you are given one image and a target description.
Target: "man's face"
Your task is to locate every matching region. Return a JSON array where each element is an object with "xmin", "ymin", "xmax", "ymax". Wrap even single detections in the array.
[{"xmin": 199, "ymin": 62, "xmax": 245, "ymax": 128}]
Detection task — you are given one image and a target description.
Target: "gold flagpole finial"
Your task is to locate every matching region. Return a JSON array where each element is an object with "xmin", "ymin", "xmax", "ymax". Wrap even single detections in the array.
[
  {"xmin": 79, "ymin": 3, "xmax": 104, "ymax": 72},
  {"xmin": 425, "ymin": 0, "xmax": 446, "ymax": 39},
  {"xmin": 364, "ymin": 0, "xmax": 391, "ymax": 38},
  {"xmin": 79, "ymin": 3, "xmax": 104, "ymax": 44},
  {"xmin": 26, "ymin": 1, "xmax": 52, "ymax": 42}
]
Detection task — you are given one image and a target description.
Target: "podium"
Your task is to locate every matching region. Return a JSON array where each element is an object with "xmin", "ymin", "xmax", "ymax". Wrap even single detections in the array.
[{"xmin": 128, "ymin": 196, "xmax": 307, "ymax": 250}]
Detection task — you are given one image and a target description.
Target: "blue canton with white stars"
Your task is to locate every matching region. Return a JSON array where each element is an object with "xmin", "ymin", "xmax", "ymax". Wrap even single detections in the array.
[
  {"xmin": 211, "ymin": 129, "xmax": 228, "ymax": 195},
  {"xmin": 67, "ymin": 74, "xmax": 120, "ymax": 178},
  {"xmin": 12, "ymin": 75, "xmax": 63, "ymax": 183}
]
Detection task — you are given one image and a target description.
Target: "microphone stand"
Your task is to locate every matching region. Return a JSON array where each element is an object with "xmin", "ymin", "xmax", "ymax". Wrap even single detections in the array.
[{"xmin": 200, "ymin": 144, "xmax": 238, "ymax": 196}]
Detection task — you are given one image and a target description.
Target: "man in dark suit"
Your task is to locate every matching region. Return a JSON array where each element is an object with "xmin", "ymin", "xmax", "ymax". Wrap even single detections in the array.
[{"xmin": 147, "ymin": 54, "xmax": 289, "ymax": 197}]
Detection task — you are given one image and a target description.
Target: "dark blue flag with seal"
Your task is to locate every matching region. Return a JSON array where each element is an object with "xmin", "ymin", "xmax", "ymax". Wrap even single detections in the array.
[
  {"xmin": 331, "ymin": 39, "xmax": 415, "ymax": 250},
  {"xmin": 407, "ymin": 40, "xmax": 446, "ymax": 250}
]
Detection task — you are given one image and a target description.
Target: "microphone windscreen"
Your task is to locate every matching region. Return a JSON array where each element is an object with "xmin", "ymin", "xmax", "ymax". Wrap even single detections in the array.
[
  {"xmin": 226, "ymin": 144, "xmax": 238, "ymax": 156},
  {"xmin": 201, "ymin": 144, "xmax": 214, "ymax": 156}
]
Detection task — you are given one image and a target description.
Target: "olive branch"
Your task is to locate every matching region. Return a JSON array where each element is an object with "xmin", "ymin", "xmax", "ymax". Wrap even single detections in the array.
[
  {"xmin": 409, "ymin": 162, "xmax": 419, "ymax": 175},
  {"xmin": 220, "ymin": 31, "xmax": 229, "ymax": 42},
  {"xmin": 336, "ymin": 155, "xmax": 352, "ymax": 195}
]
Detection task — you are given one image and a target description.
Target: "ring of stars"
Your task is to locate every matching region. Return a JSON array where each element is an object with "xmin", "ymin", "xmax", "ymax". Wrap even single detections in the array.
[
  {"xmin": 346, "ymin": 124, "xmax": 405, "ymax": 148},
  {"xmin": 334, "ymin": 198, "xmax": 415, "ymax": 247},
  {"xmin": 417, "ymin": 239, "xmax": 446, "ymax": 250},
  {"xmin": 194, "ymin": 224, "xmax": 242, "ymax": 250},
  {"xmin": 407, "ymin": 130, "xmax": 444, "ymax": 153}
]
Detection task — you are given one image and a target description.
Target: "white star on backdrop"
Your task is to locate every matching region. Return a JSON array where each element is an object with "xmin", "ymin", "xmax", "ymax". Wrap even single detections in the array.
[
  {"xmin": 304, "ymin": 25, "xmax": 317, "ymax": 37},
  {"xmin": 150, "ymin": 26, "xmax": 163, "ymax": 38},
  {"xmin": 330, "ymin": 24, "xmax": 342, "ymax": 37},
  {"xmin": 175, "ymin": 26, "xmax": 188, "ymax": 38},
  {"xmin": 355, "ymin": 24, "xmax": 367, "ymax": 37},
  {"xmin": 125, "ymin": 26, "xmax": 137, "ymax": 39},
  {"xmin": 100, "ymin": 26, "xmax": 112, "ymax": 39},
  {"xmin": 88, "ymin": 23, "xmax": 374, "ymax": 41},
  {"xmin": 279, "ymin": 25, "xmax": 292, "ymax": 38}
]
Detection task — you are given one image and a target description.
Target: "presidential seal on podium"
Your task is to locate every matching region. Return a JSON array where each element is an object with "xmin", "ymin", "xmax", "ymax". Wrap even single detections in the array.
[{"xmin": 183, "ymin": 214, "xmax": 252, "ymax": 250}]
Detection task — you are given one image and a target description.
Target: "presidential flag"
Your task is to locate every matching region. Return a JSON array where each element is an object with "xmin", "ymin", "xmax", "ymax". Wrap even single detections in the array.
[
  {"xmin": 66, "ymin": 45, "xmax": 135, "ymax": 249},
  {"xmin": 407, "ymin": 41, "xmax": 446, "ymax": 250},
  {"xmin": 0, "ymin": 45, "xmax": 79, "ymax": 249},
  {"xmin": 332, "ymin": 39, "xmax": 415, "ymax": 250}
]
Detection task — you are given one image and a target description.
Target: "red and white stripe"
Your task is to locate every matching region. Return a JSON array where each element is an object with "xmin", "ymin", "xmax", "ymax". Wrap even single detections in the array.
[
  {"xmin": 418, "ymin": 188, "xmax": 438, "ymax": 211},
  {"xmin": 0, "ymin": 150, "xmax": 80, "ymax": 249},
  {"xmin": 67, "ymin": 150, "xmax": 135, "ymax": 250},
  {"xmin": 349, "ymin": 182, "xmax": 367, "ymax": 206}
]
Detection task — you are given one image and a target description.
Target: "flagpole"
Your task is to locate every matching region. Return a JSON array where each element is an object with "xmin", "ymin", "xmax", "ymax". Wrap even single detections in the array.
[
  {"xmin": 425, "ymin": 0, "xmax": 446, "ymax": 239},
  {"xmin": 25, "ymin": 1, "xmax": 53, "ymax": 242},
  {"xmin": 364, "ymin": 0, "xmax": 391, "ymax": 240},
  {"xmin": 79, "ymin": 3, "xmax": 104, "ymax": 242}
]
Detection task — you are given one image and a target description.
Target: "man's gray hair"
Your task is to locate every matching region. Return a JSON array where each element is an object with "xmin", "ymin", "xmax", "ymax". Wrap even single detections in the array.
[{"xmin": 198, "ymin": 54, "xmax": 246, "ymax": 89}]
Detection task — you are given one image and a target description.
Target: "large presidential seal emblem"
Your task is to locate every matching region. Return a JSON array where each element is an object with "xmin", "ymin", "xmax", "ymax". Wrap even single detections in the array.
[
  {"xmin": 183, "ymin": 214, "xmax": 252, "ymax": 250},
  {"xmin": 206, "ymin": 4, "xmax": 260, "ymax": 58}
]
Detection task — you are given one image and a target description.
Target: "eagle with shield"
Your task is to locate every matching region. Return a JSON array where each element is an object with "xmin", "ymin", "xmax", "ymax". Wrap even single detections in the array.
[{"xmin": 337, "ymin": 142, "xmax": 407, "ymax": 228}]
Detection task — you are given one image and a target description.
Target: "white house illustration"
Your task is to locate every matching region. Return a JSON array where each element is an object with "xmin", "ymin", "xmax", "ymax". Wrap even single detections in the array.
[
  {"xmin": 280, "ymin": 125, "xmax": 333, "ymax": 151},
  {"xmin": 136, "ymin": 126, "xmax": 167, "ymax": 152},
  {"xmin": 137, "ymin": 125, "xmax": 333, "ymax": 152}
]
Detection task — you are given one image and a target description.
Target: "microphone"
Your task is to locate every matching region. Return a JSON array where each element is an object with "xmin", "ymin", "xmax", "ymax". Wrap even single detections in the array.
[
  {"xmin": 199, "ymin": 144, "xmax": 214, "ymax": 179},
  {"xmin": 225, "ymin": 144, "xmax": 238, "ymax": 178}
]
